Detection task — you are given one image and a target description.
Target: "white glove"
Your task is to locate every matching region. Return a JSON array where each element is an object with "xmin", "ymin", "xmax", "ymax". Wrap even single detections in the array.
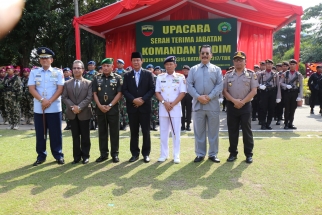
[
  {"xmin": 259, "ymin": 85, "xmax": 266, "ymax": 90},
  {"xmin": 276, "ymin": 99, "xmax": 281, "ymax": 103},
  {"xmin": 296, "ymin": 97, "xmax": 302, "ymax": 101},
  {"xmin": 218, "ymin": 98, "xmax": 224, "ymax": 103},
  {"xmin": 286, "ymin": 85, "xmax": 292, "ymax": 89}
]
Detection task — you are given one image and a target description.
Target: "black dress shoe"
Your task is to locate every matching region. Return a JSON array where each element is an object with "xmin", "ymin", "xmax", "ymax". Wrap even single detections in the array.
[
  {"xmin": 261, "ymin": 125, "xmax": 266, "ymax": 130},
  {"xmin": 82, "ymin": 158, "xmax": 89, "ymax": 164},
  {"xmin": 288, "ymin": 124, "xmax": 297, "ymax": 129},
  {"xmin": 310, "ymin": 110, "xmax": 314, "ymax": 114},
  {"xmin": 227, "ymin": 155, "xmax": 237, "ymax": 162},
  {"xmin": 33, "ymin": 159, "xmax": 46, "ymax": 166},
  {"xmin": 276, "ymin": 121, "xmax": 281, "ymax": 125},
  {"xmin": 143, "ymin": 156, "xmax": 150, "ymax": 163},
  {"xmin": 284, "ymin": 125, "xmax": 289, "ymax": 129},
  {"xmin": 129, "ymin": 155, "xmax": 139, "ymax": 162},
  {"xmin": 72, "ymin": 160, "xmax": 80, "ymax": 164},
  {"xmin": 194, "ymin": 156, "xmax": 204, "ymax": 162},
  {"xmin": 209, "ymin": 156, "xmax": 220, "ymax": 163},
  {"xmin": 57, "ymin": 158, "xmax": 65, "ymax": 165},
  {"xmin": 112, "ymin": 156, "xmax": 120, "ymax": 163},
  {"xmin": 122, "ymin": 125, "xmax": 127, "ymax": 131},
  {"xmin": 265, "ymin": 125, "xmax": 272, "ymax": 130},
  {"xmin": 96, "ymin": 156, "xmax": 108, "ymax": 162},
  {"xmin": 181, "ymin": 126, "xmax": 185, "ymax": 131},
  {"xmin": 246, "ymin": 157, "xmax": 253, "ymax": 163},
  {"xmin": 186, "ymin": 125, "xmax": 191, "ymax": 131},
  {"xmin": 252, "ymin": 118, "xmax": 256, "ymax": 121}
]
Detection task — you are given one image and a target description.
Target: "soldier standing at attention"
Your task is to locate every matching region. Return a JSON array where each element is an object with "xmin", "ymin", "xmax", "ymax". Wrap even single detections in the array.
[
  {"xmin": 275, "ymin": 63, "xmax": 284, "ymax": 125},
  {"xmin": 308, "ymin": 65, "xmax": 322, "ymax": 114},
  {"xmin": 258, "ymin": 59, "xmax": 280, "ymax": 130},
  {"xmin": 114, "ymin": 59, "xmax": 128, "ymax": 130},
  {"xmin": 28, "ymin": 47, "xmax": 65, "ymax": 166},
  {"xmin": 4, "ymin": 65, "xmax": 23, "ymax": 130},
  {"xmin": 63, "ymin": 67, "xmax": 73, "ymax": 130},
  {"xmin": 155, "ymin": 56, "xmax": 186, "ymax": 163},
  {"xmin": 278, "ymin": 59, "xmax": 303, "ymax": 129},
  {"xmin": 180, "ymin": 65, "xmax": 192, "ymax": 131},
  {"xmin": 251, "ymin": 65, "xmax": 260, "ymax": 121},
  {"xmin": 0, "ymin": 68, "xmax": 8, "ymax": 125},
  {"xmin": 223, "ymin": 51, "xmax": 258, "ymax": 163},
  {"xmin": 93, "ymin": 58, "xmax": 122, "ymax": 163},
  {"xmin": 83, "ymin": 61, "xmax": 97, "ymax": 130},
  {"xmin": 146, "ymin": 64, "xmax": 159, "ymax": 131},
  {"xmin": 21, "ymin": 68, "xmax": 34, "ymax": 125}
]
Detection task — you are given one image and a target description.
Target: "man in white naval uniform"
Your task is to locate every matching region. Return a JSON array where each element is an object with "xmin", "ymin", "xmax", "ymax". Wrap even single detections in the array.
[
  {"xmin": 155, "ymin": 56, "xmax": 186, "ymax": 164},
  {"xmin": 187, "ymin": 45, "xmax": 223, "ymax": 163}
]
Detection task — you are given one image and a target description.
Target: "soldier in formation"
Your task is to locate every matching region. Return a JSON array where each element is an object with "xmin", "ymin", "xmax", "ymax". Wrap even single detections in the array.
[{"xmin": 21, "ymin": 68, "xmax": 34, "ymax": 125}]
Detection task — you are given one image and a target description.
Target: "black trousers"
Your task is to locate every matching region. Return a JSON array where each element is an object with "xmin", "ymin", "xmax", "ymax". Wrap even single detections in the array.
[
  {"xmin": 227, "ymin": 102, "xmax": 254, "ymax": 157},
  {"xmin": 128, "ymin": 112, "xmax": 151, "ymax": 157},
  {"xmin": 251, "ymin": 92, "xmax": 260, "ymax": 118},
  {"xmin": 70, "ymin": 115, "xmax": 91, "ymax": 161},
  {"xmin": 284, "ymin": 90, "xmax": 298, "ymax": 124},
  {"xmin": 275, "ymin": 90, "xmax": 285, "ymax": 120},
  {"xmin": 259, "ymin": 89, "xmax": 277, "ymax": 125},
  {"xmin": 310, "ymin": 90, "xmax": 322, "ymax": 109},
  {"xmin": 97, "ymin": 113, "xmax": 119, "ymax": 157},
  {"xmin": 181, "ymin": 93, "xmax": 192, "ymax": 127}
]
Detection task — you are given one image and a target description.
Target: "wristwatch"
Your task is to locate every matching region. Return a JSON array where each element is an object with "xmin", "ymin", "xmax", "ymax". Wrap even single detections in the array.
[
  {"xmin": 39, "ymin": 98, "xmax": 44, "ymax": 103},
  {"xmin": 161, "ymin": 100, "xmax": 165, "ymax": 104},
  {"xmin": 109, "ymin": 103, "xmax": 112, "ymax": 107},
  {"xmin": 78, "ymin": 106, "xmax": 81, "ymax": 111}
]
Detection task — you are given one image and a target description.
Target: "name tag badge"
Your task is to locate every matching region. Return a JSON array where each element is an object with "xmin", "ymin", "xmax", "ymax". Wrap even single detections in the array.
[
  {"xmin": 161, "ymin": 81, "xmax": 166, "ymax": 83},
  {"xmin": 110, "ymin": 79, "xmax": 117, "ymax": 84},
  {"xmin": 36, "ymin": 74, "xmax": 41, "ymax": 77}
]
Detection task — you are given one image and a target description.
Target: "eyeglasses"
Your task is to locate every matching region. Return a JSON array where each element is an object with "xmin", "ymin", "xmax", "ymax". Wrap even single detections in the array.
[
  {"xmin": 73, "ymin": 67, "xmax": 83, "ymax": 70},
  {"xmin": 201, "ymin": 52, "xmax": 210, "ymax": 56}
]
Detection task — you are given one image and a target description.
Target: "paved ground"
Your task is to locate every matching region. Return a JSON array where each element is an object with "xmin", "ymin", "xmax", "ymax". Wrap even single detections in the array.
[{"xmin": 0, "ymin": 104, "xmax": 321, "ymax": 132}]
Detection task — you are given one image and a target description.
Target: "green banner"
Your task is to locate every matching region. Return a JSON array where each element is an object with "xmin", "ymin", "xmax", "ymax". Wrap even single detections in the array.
[{"xmin": 136, "ymin": 18, "xmax": 237, "ymax": 70}]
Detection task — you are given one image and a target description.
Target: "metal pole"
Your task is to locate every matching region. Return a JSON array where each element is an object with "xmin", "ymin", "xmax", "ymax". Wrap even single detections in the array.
[
  {"xmin": 74, "ymin": 0, "xmax": 81, "ymax": 59},
  {"xmin": 74, "ymin": 0, "xmax": 79, "ymax": 17}
]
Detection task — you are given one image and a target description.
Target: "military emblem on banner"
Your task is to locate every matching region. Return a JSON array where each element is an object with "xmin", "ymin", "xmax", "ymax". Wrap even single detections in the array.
[{"xmin": 141, "ymin": 25, "xmax": 154, "ymax": 36}]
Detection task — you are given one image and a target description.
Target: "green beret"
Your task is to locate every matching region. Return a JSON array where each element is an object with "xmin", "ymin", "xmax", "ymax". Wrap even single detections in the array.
[{"xmin": 101, "ymin": 58, "xmax": 114, "ymax": 65}]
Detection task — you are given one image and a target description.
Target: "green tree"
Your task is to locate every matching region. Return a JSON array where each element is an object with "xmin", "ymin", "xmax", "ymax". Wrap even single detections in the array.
[{"xmin": 0, "ymin": 0, "xmax": 115, "ymax": 68}]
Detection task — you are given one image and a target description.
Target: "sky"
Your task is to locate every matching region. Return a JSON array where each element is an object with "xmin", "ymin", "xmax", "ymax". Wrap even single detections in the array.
[{"xmin": 277, "ymin": 0, "xmax": 321, "ymax": 10}]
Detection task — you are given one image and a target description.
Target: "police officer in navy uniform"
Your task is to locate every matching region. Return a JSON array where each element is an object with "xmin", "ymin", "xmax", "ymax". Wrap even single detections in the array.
[
  {"xmin": 257, "ymin": 59, "xmax": 280, "ymax": 130},
  {"xmin": 180, "ymin": 65, "xmax": 192, "ymax": 131},
  {"xmin": 28, "ymin": 47, "xmax": 65, "ymax": 166},
  {"xmin": 223, "ymin": 51, "xmax": 258, "ymax": 164},
  {"xmin": 278, "ymin": 59, "xmax": 303, "ymax": 129},
  {"xmin": 308, "ymin": 65, "xmax": 322, "ymax": 114}
]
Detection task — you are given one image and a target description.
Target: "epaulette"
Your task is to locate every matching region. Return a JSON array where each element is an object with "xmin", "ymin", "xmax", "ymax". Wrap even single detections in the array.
[
  {"xmin": 96, "ymin": 73, "xmax": 102, "ymax": 77},
  {"xmin": 114, "ymin": 73, "xmax": 122, "ymax": 78},
  {"xmin": 247, "ymin": 69, "xmax": 254, "ymax": 73},
  {"xmin": 158, "ymin": 73, "xmax": 165, "ymax": 76},
  {"xmin": 226, "ymin": 70, "xmax": 233, "ymax": 73}
]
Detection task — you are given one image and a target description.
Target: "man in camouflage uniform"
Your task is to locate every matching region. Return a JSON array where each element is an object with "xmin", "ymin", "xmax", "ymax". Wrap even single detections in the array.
[
  {"xmin": 3, "ymin": 65, "xmax": 23, "ymax": 130},
  {"xmin": 83, "ymin": 61, "xmax": 97, "ymax": 130},
  {"xmin": 0, "ymin": 68, "xmax": 8, "ymax": 124},
  {"xmin": 21, "ymin": 68, "xmax": 34, "ymax": 125},
  {"xmin": 63, "ymin": 67, "xmax": 73, "ymax": 130},
  {"xmin": 146, "ymin": 64, "xmax": 158, "ymax": 131},
  {"xmin": 114, "ymin": 59, "xmax": 128, "ymax": 130}
]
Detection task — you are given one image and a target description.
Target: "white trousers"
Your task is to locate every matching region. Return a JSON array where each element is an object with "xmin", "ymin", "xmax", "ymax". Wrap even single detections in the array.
[{"xmin": 159, "ymin": 116, "xmax": 181, "ymax": 159}]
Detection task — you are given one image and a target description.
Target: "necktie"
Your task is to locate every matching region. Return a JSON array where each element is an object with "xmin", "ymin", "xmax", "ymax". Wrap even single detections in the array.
[{"xmin": 75, "ymin": 80, "xmax": 80, "ymax": 99}]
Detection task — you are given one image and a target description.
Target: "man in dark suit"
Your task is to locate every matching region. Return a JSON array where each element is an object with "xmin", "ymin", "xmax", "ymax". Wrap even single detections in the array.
[
  {"xmin": 122, "ymin": 52, "xmax": 155, "ymax": 163},
  {"xmin": 62, "ymin": 60, "xmax": 92, "ymax": 164}
]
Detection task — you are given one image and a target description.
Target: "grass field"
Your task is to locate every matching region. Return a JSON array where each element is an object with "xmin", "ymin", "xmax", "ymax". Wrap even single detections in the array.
[{"xmin": 0, "ymin": 129, "xmax": 321, "ymax": 214}]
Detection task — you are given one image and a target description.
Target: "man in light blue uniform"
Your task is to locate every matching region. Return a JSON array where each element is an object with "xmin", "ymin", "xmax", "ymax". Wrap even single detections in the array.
[
  {"xmin": 187, "ymin": 44, "xmax": 223, "ymax": 163},
  {"xmin": 28, "ymin": 47, "xmax": 65, "ymax": 166}
]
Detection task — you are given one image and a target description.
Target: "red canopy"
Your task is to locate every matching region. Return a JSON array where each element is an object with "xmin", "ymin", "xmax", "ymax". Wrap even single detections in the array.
[{"xmin": 73, "ymin": 0, "xmax": 303, "ymax": 69}]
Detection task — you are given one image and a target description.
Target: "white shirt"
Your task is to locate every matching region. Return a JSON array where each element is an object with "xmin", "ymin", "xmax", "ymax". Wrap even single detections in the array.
[{"xmin": 155, "ymin": 71, "xmax": 187, "ymax": 117}]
